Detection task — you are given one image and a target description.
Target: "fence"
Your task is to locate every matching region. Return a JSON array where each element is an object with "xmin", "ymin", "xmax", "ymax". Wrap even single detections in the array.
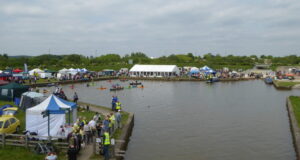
[{"xmin": 0, "ymin": 133, "xmax": 69, "ymax": 150}]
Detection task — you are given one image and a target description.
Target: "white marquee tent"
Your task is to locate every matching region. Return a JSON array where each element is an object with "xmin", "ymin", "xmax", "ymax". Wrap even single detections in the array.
[{"xmin": 129, "ymin": 64, "xmax": 180, "ymax": 77}]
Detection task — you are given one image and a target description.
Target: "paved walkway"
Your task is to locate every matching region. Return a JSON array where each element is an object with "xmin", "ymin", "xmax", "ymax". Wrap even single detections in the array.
[{"xmin": 77, "ymin": 102, "xmax": 114, "ymax": 160}]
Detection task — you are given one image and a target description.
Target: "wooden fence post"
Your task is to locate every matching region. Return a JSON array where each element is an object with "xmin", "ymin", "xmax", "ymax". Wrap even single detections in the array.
[
  {"xmin": 2, "ymin": 133, "xmax": 5, "ymax": 147},
  {"xmin": 25, "ymin": 135, "xmax": 28, "ymax": 148}
]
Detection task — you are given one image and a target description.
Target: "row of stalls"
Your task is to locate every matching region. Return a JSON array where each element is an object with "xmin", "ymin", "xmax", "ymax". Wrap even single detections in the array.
[
  {"xmin": 0, "ymin": 68, "xmax": 29, "ymax": 81},
  {"xmin": 188, "ymin": 66, "xmax": 216, "ymax": 76}
]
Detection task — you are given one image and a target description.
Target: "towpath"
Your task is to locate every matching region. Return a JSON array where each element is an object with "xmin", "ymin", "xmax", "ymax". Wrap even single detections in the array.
[{"xmin": 77, "ymin": 102, "xmax": 114, "ymax": 160}]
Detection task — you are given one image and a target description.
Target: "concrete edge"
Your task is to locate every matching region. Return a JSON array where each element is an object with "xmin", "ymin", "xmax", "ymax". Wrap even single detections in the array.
[
  {"xmin": 114, "ymin": 112, "xmax": 134, "ymax": 160},
  {"xmin": 286, "ymin": 97, "xmax": 300, "ymax": 160}
]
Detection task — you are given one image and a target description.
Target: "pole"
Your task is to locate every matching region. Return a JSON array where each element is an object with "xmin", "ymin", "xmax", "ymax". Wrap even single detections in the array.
[
  {"xmin": 68, "ymin": 109, "xmax": 71, "ymax": 125},
  {"xmin": 48, "ymin": 111, "xmax": 50, "ymax": 137}
]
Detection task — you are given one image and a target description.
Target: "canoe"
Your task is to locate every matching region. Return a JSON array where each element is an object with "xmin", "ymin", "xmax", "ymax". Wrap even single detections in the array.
[
  {"xmin": 130, "ymin": 82, "xmax": 142, "ymax": 85},
  {"xmin": 97, "ymin": 87, "xmax": 107, "ymax": 90},
  {"xmin": 110, "ymin": 87, "xmax": 124, "ymax": 91}
]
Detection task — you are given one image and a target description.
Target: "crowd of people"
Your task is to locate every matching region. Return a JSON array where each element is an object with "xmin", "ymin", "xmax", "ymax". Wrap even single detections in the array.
[{"xmin": 56, "ymin": 102, "xmax": 123, "ymax": 160}]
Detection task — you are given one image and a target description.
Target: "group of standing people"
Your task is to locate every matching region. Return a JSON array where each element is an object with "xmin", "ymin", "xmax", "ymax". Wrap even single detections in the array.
[{"xmin": 66, "ymin": 108, "xmax": 122, "ymax": 160}]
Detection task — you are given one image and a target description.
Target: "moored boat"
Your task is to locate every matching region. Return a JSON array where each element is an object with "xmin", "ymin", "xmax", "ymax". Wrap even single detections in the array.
[{"xmin": 264, "ymin": 77, "xmax": 273, "ymax": 84}]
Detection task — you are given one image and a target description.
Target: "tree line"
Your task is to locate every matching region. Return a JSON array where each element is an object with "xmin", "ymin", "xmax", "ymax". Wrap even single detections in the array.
[{"xmin": 0, "ymin": 52, "xmax": 300, "ymax": 71}]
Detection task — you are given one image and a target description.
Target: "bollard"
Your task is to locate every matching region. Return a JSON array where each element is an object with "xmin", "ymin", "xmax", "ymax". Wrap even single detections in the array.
[{"xmin": 111, "ymin": 138, "xmax": 115, "ymax": 158}]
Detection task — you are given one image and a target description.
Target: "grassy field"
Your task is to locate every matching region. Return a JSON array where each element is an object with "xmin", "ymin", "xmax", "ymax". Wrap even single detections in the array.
[
  {"xmin": 0, "ymin": 146, "xmax": 45, "ymax": 160},
  {"xmin": 274, "ymin": 80, "xmax": 300, "ymax": 88},
  {"xmin": 290, "ymin": 96, "xmax": 300, "ymax": 127}
]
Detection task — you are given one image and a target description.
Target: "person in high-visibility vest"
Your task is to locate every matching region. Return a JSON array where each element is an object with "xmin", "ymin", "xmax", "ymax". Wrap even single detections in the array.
[
  {"xmin": 103, "ymin": 130, "xmax": 110, "ymax": 160},
  {"xmin": 109, "ymin": 113, "xmax": 115, "ymax": 132},
  {"xmin": 116, "ymin": 101, "xmax": 122, "ymax": 111}
]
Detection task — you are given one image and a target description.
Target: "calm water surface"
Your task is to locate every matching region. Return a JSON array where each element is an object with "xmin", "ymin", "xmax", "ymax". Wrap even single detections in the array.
[{"xmin": 54, "ymin": 80, "xmax": 299, "ymax": 160}]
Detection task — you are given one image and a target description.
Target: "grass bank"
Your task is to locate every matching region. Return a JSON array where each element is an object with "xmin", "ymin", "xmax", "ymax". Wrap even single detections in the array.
[
  {"xmin": 290, "ymin": 96, "xmax": 300, "ymax": 128},
  {"xmin": 274, "ymin": 80, "xmax": 300, "ymax": 89}
]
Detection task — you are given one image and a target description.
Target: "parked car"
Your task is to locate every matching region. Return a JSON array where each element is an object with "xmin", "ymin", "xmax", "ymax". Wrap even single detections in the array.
[
  {"xmin": 0, "ymin": 104, "xmax": 13, "ymax": 116},
  {"xmin": 2, "ymin": 107, "xmax": 18, "ymax": 116},
  {"xmin": 0, "ymin": 116, "xmax": 20, "ymax": 134}
]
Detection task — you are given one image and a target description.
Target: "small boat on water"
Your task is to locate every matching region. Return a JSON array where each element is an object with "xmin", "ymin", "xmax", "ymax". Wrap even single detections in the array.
[
  {"xmin": 130, "ymin": 82, "xmax": 142, "ymax": 85},
  {"xmin": 120, "ymin": 79, "xmax": 128, "ymax": 82},
  {"xmin": 110, "ymin": 87, "xmax": 124, "ymax": 91},
  {"xmin": 206, "ymin": 77, "xmax": 219, "ymax": 83},
  {"xmin": 264, "ymin": 77, "xmax": 273, "ymax": 84},
  {"xmin": 97, "ymin": 87, "xmax": 107, "ymax": 90}
]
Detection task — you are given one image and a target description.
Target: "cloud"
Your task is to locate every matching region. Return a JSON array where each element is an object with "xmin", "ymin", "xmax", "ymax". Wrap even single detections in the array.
[{"xmin": 0, "ymin": 0, "xmax": 300, "ymax": 56}]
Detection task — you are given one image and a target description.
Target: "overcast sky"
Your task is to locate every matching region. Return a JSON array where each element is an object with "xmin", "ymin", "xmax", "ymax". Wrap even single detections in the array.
[{"xmin": 0, "ymin": 0, "xmax": 300, "ymax": 57}]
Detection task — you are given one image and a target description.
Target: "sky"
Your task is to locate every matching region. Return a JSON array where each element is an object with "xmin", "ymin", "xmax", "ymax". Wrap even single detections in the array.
[{"xmin": 0, "ymin": 0, "xmax": 300, "ymax": 57}]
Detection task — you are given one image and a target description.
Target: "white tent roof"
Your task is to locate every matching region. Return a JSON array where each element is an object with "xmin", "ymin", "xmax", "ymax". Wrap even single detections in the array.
[
  {"xmin": 22, "ymin": 91, "xmax": 44, "ymax": 98},
  {"xmin": 68, "ymin": 68, "xmax": 76, "ymax": 72},
  {"xmin": 0, "ymin": 70, "xmax": 2, "ymax": 73},
  {"xmin": 190, "ymin": 67, "xmax": 199, "ymax": 71},
  {"xmin": 130, "ymin": 64, "xmax": 179, "ymax": 72},
  {"xmin": 29, "ymin": 68, "xmax": 44, "ymax": 73},
  {"xmin": 27, "ymin": 94, "xmax": 74, "ymax": 115},
  {"xmin": 59, "ymin": 68, "xmax": 68, "ymax": 73}
]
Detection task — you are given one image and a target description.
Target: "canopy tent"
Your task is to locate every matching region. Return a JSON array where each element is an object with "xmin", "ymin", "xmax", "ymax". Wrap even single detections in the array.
[
  {"xmin": 0, "ymin": 82, "xmax": 29, "ymax": 101},
  {"xmin": 68, "ymin": 68, "xmax": 76, "ymax": 72},
  {"xmin": 0, "ymin": 80, "xmax": 9, "ymax": 86},
  {"xmin": 0, "ymin": 70, "xmax": 2, "ymax": 73},
  {"xmin": 199, "ymin": 66, "xmax": 216, "ymax": 74},
  {"xmin": 26, "ymin": 94, "xmax": 77, "ymax": 137},
  {"xmin": 3, "ymin": 69, "xmax": 12, "ymax": 74},
  {"xmin": 199, "ymin": 66, "xmax": 212, "ymax": 71},
  {"xmin": 58, "ymin": 68, "xmax": 68, "ymax": 73},
  {"xmin": 29, "ymin": 68, "xmax": 44, "ymax": 76},
  {"xmin": 19, "ymin": 91, "xmax": 46, "ymax": 110},
  {"xmin": 13, "ymin": 68, "xmax": 23, "ymax": 73},
  {"xmin": 0, "ymin": 73, "xmax": 12, "ymax": 81},
  {"xmin": 189, "ymin": 67, "xmax": 200, "ymax": 75},
  {"xmin": 81, "ymin": 68, "xmax": 88, "ymax": 73}
]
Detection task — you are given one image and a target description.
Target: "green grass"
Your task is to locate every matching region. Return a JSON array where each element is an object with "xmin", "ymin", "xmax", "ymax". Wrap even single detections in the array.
[
  {"xmin": 24, "ymin": 78, "xmax": 58, "ymax": 85},
  {"xmin": 0, "ymin": 146, "xmax": 45, "ymax": 160},
  {"xmin": 112, "ymin": 111, "xmax": 129, "ymax": 139},
  {"xmin": 290, "ymin": 96, "xmax": 300, "ymax": 128},
  {"xmin": 274, "ymin": 81, "xmax": 300, "ymax": 88}
]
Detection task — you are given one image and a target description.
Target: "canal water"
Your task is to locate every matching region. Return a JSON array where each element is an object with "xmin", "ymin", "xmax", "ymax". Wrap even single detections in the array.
[{"xmin": 56, "ymin": 80, "xmax": 299, "ymax": 160}]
